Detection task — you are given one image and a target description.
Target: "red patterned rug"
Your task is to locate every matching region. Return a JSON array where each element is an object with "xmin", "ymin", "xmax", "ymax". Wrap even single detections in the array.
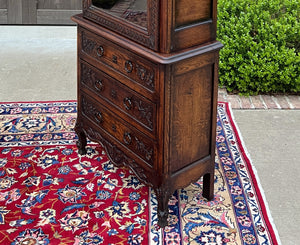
[{"xmin": 0, "ymin": 101, "xmax": 280, "ymax": 244}]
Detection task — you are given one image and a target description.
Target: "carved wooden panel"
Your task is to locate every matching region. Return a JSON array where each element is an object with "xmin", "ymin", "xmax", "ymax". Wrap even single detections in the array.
[
  {"xmin": 82, "ymin": 0, "xmax": 159, "ymax": 50},
  {"xmin": 81, "ymin": 94, "xmax": 156, "ymax": 167},
  {"xmin": 77, "ymin": 123, "xmax": 155, "ymax": 188},
  {"xmin": 175, "ymin": 0, "xmax": 212, "ymax": 27},
  {"xmin": 73, "ymin": 4, "xmax": 221, "ymax": 225},
  {"xmin": 80, "ymin": 28, "xmax": 156, "ymax": 91},
  {"xmin": 80, "ymin": 61, "xmax": 156, "ymax": 131}
]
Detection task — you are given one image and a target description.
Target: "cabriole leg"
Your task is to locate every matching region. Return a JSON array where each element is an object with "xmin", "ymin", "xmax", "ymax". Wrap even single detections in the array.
[{"xmin": 156, "ymin": 187, "xmax": 171, "ymax": 228}]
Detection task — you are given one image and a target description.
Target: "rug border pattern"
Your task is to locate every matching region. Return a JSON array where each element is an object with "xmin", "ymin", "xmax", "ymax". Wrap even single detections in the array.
[{"xmin": 222, "ymin": 102, "xmax": 281, "ymax": 245}]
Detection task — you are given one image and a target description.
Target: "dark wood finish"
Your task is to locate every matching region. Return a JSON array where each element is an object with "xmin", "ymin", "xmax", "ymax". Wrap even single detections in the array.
[
  {"xmin": 82, "ymin": 0, "xmax": 217, "ymax": 53},
  {"xmin": 175, "ymin": 0, "xmax": 211, "ymax": 27},
  {"xmin": 83, "ymin": 0, "xmax": 159, "ymax": 51},
  {"xmin": 73, "ymin": 0, "xmax": 222, "ymax": 227}
]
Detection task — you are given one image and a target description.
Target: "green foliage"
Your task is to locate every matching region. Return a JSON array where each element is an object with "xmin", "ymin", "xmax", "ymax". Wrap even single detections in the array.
[{"xmin": 217, "ymin": 0, "xmax": 300, "ymax": 95}]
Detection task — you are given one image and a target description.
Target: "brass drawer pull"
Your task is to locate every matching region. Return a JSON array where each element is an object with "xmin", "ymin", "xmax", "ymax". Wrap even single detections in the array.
[
  {"xmin": 95, "ymin": 112, "xmax": 103, "ymax": 124},
  {"xmin": 95, "ymin": 79, "xmax": 104, "ymax": 91},
  {"xmin": 96, "ymin": 46, "xmax": 104, "ymax": 57},
  {"xmin": 123, "ymin": 132, "xmax": 132, "ymax": 145},
  {"xmin": 123, "ymin": 97, "xmax": 132, "ymax": 110},
  {"xmin": 125, "ymin": 60, "xmax": 133, "ymax": 73}
]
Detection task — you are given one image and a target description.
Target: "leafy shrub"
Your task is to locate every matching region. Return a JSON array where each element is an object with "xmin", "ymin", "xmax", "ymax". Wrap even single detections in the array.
[{"xmin": 217, "ymin": 0, "xmax": 300, "ymax": 95}]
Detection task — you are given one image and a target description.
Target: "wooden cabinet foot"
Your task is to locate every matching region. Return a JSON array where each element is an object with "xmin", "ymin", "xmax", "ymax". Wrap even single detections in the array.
[
  {"xmin": 156, "ymin": 187, "xmax": 172, "ymax": 228},
  {"xmin": 202, "ymin": 170, "xmax": 215, "ymax": 201},
  {"xmin": 75, "ymin": 122, "xmax": 87, "ymax": 155},
  {"xmin": 157, "ymin": 209, "xmax": 169, "ymax": 228}
]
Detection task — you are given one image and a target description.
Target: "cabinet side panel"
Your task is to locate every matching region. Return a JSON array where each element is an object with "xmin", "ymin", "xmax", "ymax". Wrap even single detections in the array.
[
  {"xmin": 169, "ymin": 0, "xmax": 217, "ymax": 51},
  {"xmin": 175, "ymin": 0, "xmax": 211, "ymax": 27},
  {"xmin": 169, "ymin": 65, "xmax": 213, "ymax": 172}
]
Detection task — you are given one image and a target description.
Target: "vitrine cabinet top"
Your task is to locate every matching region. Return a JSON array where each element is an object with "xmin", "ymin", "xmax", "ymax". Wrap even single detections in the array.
[{"xmin": 83, "ymin": 0, "xmax": 218, "ymax": 53}]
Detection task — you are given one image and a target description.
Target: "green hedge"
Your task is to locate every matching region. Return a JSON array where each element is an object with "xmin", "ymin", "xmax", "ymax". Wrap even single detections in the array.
[{"xmin": 217, "ymin": 0, "xmax": 300, "ymax": 95}]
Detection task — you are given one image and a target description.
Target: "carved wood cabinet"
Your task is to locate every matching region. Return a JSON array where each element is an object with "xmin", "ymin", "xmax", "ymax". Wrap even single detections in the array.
[{"xmin": 73, "ymin": 0, "xmax": 222, "ymax": 227}]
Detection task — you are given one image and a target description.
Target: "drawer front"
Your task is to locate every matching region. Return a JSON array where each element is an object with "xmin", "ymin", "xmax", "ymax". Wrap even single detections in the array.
[
  {"xmin": 81, "ymin": 94, "xmax": 156, "ymax": 167},
  {"xmin": 80, "ymin": 28, "xmax": 157, "ymax": 92},
  {"xmin": 80, "ymin": 61, "xmax": 156, "ymax": 132}
]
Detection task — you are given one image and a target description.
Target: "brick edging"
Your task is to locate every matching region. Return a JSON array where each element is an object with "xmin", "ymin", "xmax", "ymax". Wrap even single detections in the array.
[{"xmin": 218, "ymin": 88, "xmax": 300, "ymax": 109}]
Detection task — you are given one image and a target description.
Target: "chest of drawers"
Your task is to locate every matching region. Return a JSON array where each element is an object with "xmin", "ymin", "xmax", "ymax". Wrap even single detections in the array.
[{"xmin": 73, "ymin": 13, "xmax": 222, "ymax": 227}]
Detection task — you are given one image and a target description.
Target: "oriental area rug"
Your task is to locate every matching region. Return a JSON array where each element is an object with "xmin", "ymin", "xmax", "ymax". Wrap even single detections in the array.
[{"xmin": 0, "ymin": 101, "xmax": 280, "ymax": 245}]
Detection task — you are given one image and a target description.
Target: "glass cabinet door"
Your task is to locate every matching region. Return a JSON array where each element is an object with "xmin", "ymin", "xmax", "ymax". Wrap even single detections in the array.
[
  {"xmin": 83, "ymin": 0, "xmax": 158, "ymax": 50},
  {"xmin": 91, "ymin": 0, "xmax": 147, "ymax": 29}
]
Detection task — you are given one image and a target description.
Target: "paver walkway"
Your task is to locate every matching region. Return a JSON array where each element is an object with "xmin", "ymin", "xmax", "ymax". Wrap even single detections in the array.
[{"xmin": 218, "ymin": 88, "xmax": 300, "ymax": 109}]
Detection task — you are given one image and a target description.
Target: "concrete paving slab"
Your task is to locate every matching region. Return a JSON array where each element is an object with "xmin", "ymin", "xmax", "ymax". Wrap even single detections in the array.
[
  {"xmin": 232, "ymin": 110, "xmax": 300, "ymax": 245},
  {"xmin": 0, "ymin": 26, "xmax": 77, "ymax": 102}
]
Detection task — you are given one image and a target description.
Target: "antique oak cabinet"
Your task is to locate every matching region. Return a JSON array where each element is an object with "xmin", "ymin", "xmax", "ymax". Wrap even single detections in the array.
[{"xmin": 73, "ymin": 0, "xmax": 222, "ymax": 227}]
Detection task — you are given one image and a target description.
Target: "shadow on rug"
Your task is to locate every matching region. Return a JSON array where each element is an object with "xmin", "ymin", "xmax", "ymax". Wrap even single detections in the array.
[{"xmin": 0, "ymin": 101, "xmax": 279, "ymax": 244}]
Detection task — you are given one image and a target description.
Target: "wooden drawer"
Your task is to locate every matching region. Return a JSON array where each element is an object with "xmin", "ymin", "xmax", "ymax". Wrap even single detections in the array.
[
  {"xmin": 81, "ymin": 93, "xmax": 156, "ymax": 167},
  {"xmin": 79, "ymin": 27, "xmax": 157, "ymax": 92},
  {"xmin": 80, "ymin": 60, "xmax": 156, "ymax": 133}
]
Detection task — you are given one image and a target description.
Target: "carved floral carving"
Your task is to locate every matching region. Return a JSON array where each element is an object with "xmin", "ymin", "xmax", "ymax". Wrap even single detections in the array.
[
  {"xmin": 135, "ymin": 136, "xmax": 153, "ymax": 161},
  {"xmin": 136, "ymin": 64, "xmax": 155, "ymax": 89},
  {"xmin": 80, "ymin": 32, "xmax": 156, "ymax": 91},
  {"xmin": 81, "ymin": 96, "xmax": 154, "ymax": 164},
  {"xmin": 82, "ymin": 0, "xmax": 159, "ymax": 50},
  {"xmin": 83, "ymin": 126, "xmax": 153, "ymax": 187},
  {"xmin": 81, "ymin": 63, "xmax": 154, "ymax": 130},
  {"xmin": 84, "ymin": 11, "xmax": 155, "ymax": 50},
  {"xmin": 81, "ymin": 64, "xmax": 95, "ymax": 87},
  {"xmin": 81, "ymin": 97, "xmax": 99, "ymax": 123},
  {"xmin": 132, "ymin": 100, "xmax": 153, "ymax": 129},
  {"xmin": 82, "ymin": 33, "xmax": 96, "ymax": 54}
]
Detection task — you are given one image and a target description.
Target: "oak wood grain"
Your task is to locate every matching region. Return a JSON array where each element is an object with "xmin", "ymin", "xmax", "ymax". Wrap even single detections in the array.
[{"xmin": 74, "ymin": 0, "xmax": 221, "ymax": 226}]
